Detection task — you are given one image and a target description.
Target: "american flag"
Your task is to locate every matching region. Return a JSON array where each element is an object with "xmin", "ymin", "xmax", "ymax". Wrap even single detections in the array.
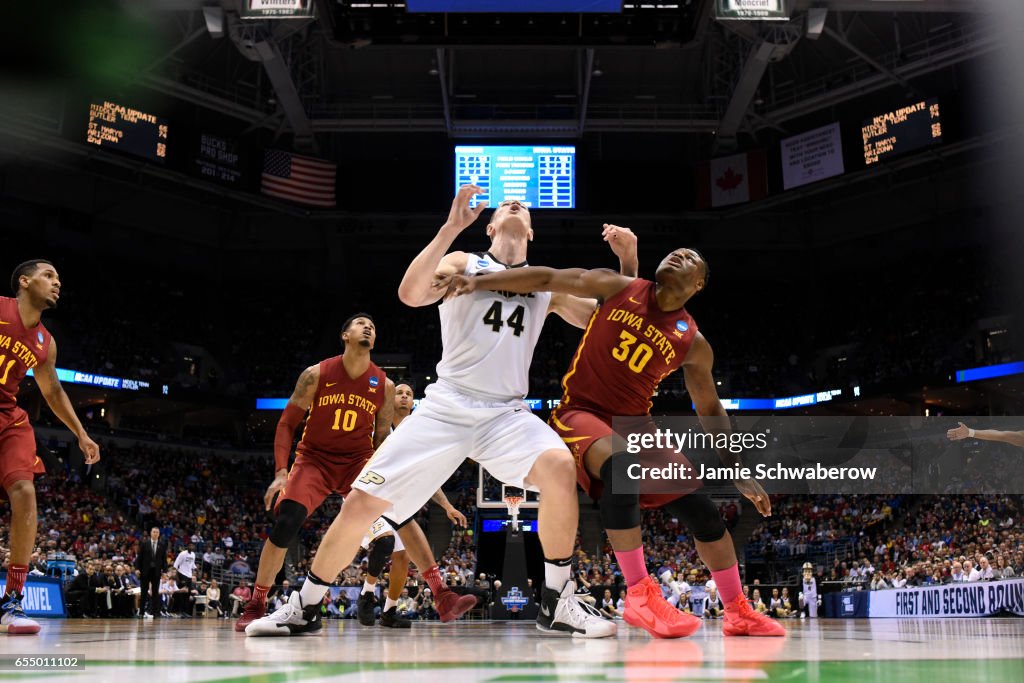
[{"xmin": 261, "ymin": 149, "xmax": 336, "ymax": 207}]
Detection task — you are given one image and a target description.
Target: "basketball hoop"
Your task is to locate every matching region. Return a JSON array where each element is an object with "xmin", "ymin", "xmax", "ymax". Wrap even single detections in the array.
[{"xmin": 503, "ymin": 495, "xmax": 524, "ymax": 532}]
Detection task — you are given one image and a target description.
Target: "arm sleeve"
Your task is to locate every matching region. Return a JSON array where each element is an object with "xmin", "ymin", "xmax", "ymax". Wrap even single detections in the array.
[{"xmin": 274, "ymin": 403, "xmax": 308, "ymax": 471}]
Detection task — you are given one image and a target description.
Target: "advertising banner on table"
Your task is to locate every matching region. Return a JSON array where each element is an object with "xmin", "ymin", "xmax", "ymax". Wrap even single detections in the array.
[
  {"xmin": 869, "ymin": 579, "xmax": 1024, "ymax": 618},
  {"xmin": 0, "ymin": 574, "xmax": 66, "ymax": 617}
]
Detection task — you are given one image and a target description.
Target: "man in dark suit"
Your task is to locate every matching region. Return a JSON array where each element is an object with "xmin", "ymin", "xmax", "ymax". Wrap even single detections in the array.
[
  {"xmin": 136, "ymin": 527, "xmax": 167, "ymax": 618},
  {"xmin": 66, "ymin": 562, "xmax": 97, "ymax": 618}
]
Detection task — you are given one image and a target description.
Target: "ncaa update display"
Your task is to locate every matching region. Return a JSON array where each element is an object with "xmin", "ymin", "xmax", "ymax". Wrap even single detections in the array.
[
  {"xmin": 86, "ymin": 100, "xmax": 168, "ymax": 162},
  {"xmin": 862, "ymin": 98, "xmax": 941, "ymax": 165},
  {"xmin": 455, "ymin": 145, "xmax": 576, "ymax": 209}
]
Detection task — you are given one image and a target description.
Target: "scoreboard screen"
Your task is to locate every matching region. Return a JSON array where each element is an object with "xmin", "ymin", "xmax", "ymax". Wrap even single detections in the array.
[
  {"xmin": 86, "ymin": 100, "xmax": 168, "ymax": 162},
  {"xmin": 408, "ymin": 1, "xmax": 621, "ymax": 12},
  {"xmin": 455, "ymin": 145, "xmax": 576, "ymax": 209},
  {"xmin": 862, "ymin": 98, "xmax": 941, "ymax": 166}
]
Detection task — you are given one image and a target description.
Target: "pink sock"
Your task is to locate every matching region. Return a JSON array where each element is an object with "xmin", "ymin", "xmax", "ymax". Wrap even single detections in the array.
[
  {"xmin": 711, "ymin": 564, "xmax": 742, "ymax": 604},
  {"xmin": 614, "ymin": 547, "xmax": 648, "ymax": 588}
]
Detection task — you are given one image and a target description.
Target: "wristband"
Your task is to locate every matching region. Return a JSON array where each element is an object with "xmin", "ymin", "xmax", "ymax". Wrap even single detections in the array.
[{"xmin": 968, "ymin": 428, "xmax": 976, "ymax": 438}]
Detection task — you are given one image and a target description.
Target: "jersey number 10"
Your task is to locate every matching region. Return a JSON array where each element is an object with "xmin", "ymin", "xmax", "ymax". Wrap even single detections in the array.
[{"xmin": 332, "ymin": 409, "xmax": 358, "ymax": 431}]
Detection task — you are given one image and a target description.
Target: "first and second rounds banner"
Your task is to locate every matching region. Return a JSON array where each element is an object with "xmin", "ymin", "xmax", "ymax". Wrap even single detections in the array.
[{"xmin": 607, "ymin": 416, "xmax": 1024, "ymax": 495}]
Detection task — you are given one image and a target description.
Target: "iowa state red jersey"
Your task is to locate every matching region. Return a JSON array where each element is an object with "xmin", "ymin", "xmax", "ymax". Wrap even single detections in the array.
[
  {"xmin": 560, "ymin": 279, "xmax": 698, "ymax": 416},
  {"xmin": 0, "ymin": 296, "xmax": 52, "ymax": 419},
  {"xmin": 297, "ymin": 356, "xmax": 386, "ymax": 461}
]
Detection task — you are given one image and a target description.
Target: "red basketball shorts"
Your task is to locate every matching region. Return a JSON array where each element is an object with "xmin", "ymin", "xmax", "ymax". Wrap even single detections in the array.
[
  {"xmin": 0, "ymin": 408, "xmax": 46, "ymax": 491},
  {"xmin": 549, "ymin": 406, "xmax": 700, "ymax": 508},
  {"xmin": 275, "ymin": 449, "xmax": 374, "ymax": 514}
]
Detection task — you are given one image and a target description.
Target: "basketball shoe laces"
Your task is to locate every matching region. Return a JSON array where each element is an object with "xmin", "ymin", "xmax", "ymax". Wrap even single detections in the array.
[
  {"xmin": 564, "ymin": 591, "xmax": 605, "ymax": 624},
  {"xmin": 730, "ymin": 595, "xmax": 761, "ymax": 620},
  {"xmin": 1, "ymin": 592, "xmax": 27, "ymax": 619},
  {"xmin": 643, "ymin": 583, "xmax": 687, "ymax": 624},
  {"xmin": 262, "ymin": 598, "xmax": 303, "ymax": 626}
]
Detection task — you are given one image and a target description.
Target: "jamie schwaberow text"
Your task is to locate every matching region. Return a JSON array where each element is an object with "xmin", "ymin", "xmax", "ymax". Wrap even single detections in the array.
[{"xmin": 627, "ymin": 462, "xmax": 878, "ymax": 482}]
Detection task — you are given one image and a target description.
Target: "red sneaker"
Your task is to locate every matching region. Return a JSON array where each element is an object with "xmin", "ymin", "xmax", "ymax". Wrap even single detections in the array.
[
  {"xmin": 623, "ymin": 576, "xmax": 702, "ymax": 639},
  {"xmin": 722, "ymin": 595, "xmax": 786, "ymax": 637},
  {"xmin": 435, "ymin": 590, "xmax": 477, "ymax": 623},
  {"xmin": 234, "ymin": 600, "xmax": 266, "ymax": 632}
]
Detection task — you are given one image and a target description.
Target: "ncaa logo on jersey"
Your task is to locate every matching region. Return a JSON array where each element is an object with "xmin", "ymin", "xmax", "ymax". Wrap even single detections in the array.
[
  {"xmin": 674, "ymin": 320, "xmax": 689, "ymax": 338},
  {"xmin": 477, "ymin": 259, "xmax": 490, "ymax": 268},
  {"xmin": 369, "ymin": 376, "xmax": 380, "ymax": 388},
  {"xmin": 36, "ymin": 331, "xmax": 45, "ymax": 349}
]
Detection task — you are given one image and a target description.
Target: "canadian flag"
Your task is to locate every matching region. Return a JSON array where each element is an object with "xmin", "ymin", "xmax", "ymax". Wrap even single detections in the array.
[{"xmin": 696, "ymin": 150, "xmax": 768, "ymax": 208}]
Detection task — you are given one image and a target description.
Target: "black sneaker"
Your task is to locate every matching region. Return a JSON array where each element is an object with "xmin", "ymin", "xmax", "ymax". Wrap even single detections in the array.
[
  {"xmin": 535, "ymin": 586, "xmax": 559, "ymax": 633},
  {"xmin": 357, "ymin": 591, "xmax": 377, "ymax": 626},
  {"xmin": 380, "ymin": 606, "xmax": 412, "ymax": 629},
  {"xmin": 535, "ymin": 581, "xmax": 617, "ymax": 639}
]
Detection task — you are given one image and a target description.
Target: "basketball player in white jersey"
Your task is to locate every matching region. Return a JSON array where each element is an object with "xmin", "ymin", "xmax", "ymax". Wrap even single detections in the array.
[
  {"xmin": 247, "ymin": 185, "xmax": 636, "ymax": 638},
  {"xmin": 356, "ymin": 383, "xmax": 468, "ymax": 628}
]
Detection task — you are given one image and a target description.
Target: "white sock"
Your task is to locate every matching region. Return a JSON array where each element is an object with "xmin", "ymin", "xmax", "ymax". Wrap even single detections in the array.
[
  {"xmin": 362, "ymin": 580, "xmax": 375, "ymax": 594},
  {"xmin": 384, "ymin": 597, "xmax": 398, "ymax": 611},
  {"xmin": 544, "ymin": 561, "xmax": 572, "ymax": 591},
  {"xmin": 299, "ymin": 580, "xmax": 329, "ymax": 608}
]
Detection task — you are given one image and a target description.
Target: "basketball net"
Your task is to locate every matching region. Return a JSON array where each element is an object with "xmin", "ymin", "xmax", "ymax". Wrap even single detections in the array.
[{"xmin": 503, "ymin": 495, "xmax": 524, "ymax": 532}]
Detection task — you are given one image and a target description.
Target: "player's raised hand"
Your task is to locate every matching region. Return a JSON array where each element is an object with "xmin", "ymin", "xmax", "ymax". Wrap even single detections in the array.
[
  {"xmin": 602, "ymin": 224, "xmax": 637, "ymax": 258},
  {"xmin": 736, "ymin": 477, "xmax": 771, "ymax": 517},
  {"xmin": 79, "ymin": 434, "xmax": 100, "ymax": 464},
  {"xmin": 947, "ymin": 422, "xmax": 970, "ymax": 441},
  {"xmin": 445, "ymin": 184, "xmax": 488, "ymax": 232},
  {"xmin": 447, "ymin": 507, "xmax": 468, "ymax": 528}
]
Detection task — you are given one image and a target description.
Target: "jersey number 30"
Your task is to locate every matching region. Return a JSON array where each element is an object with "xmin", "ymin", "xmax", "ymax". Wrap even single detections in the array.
[
  {"xmin": 482, "ymin": 302, "xmax": 525, "ymax": 337},
  {"xmin": 611, "ymin": 330, "xmax": 653, "ymax": 373}
]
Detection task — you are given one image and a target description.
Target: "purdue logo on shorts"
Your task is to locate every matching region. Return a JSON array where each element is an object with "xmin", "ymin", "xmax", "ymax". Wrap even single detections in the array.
[{"xmin": 359, "ymin": 470, "xmax": 386, "ymax": 485}]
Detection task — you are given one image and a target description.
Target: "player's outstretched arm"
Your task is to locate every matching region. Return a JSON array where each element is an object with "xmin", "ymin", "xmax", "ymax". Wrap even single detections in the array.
[
  {"xmin": 947, "ymin": 422, "xmax": 1024, "ymax": 447},
  {"xmin": 430, "ymin": 489, "xmax": 468, "ymax": 527},
  {"xmin": 682, "ymin": 334, "xmax": 771, "ymax": 517},
  {"xmin": 398, "ymin": 184, "xmax": 485, "ymax": 307},
  {"xmin": 374, "ymin": 379, "xmax": 396, "ymax": 449},
  {"xmin": 549, "ymin": 224, "xmax": 639, "ymax": 328},
  {"xmin": 441, "ymin": 265, "xmax": 631, "ymax": 302},
  {"xmin": 34, "ymin": 339, "xmax": 100, "ymax": 464},
  {"xmin": 266, "ymin": 364, "xmax": 319, "ymax": 510}
]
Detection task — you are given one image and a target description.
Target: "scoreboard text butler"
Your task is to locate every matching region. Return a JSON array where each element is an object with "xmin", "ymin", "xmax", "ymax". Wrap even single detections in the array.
[{"xmin": 86, "ymin": 100, "xmax": 169, "ymax": 163}]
